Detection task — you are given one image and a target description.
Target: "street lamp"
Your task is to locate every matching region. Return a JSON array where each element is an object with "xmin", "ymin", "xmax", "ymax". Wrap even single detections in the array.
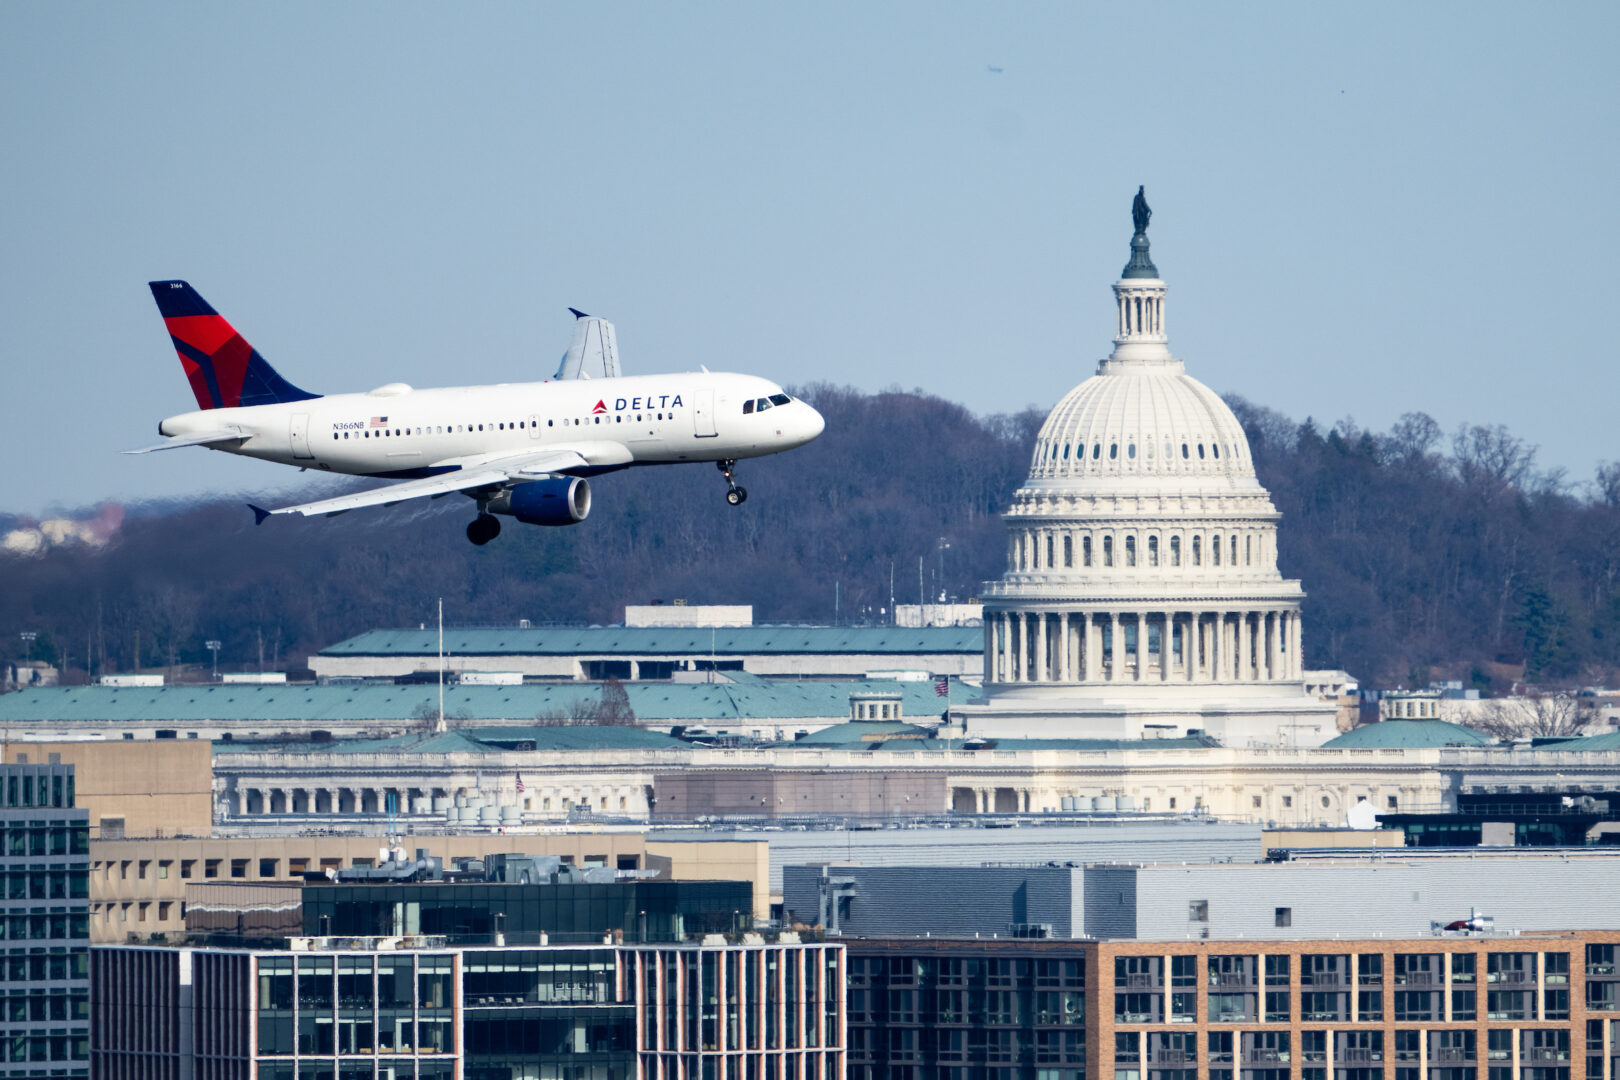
[
  {"xmin": 19, "ymin": 632, "xmax": 36, "ymax": 663},
  {"xmin": 936, "ymin": 538, "xmax": 951, "ymax": 603},
  {"xmin": 205, "ymin": 640, "xmax": 222, "ymax": 680}
]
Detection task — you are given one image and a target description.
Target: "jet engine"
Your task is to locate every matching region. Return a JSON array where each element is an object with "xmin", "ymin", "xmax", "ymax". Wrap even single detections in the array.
[{"xmin": 487, "ymin": 477, "xmax": 591, "ymax": 526}]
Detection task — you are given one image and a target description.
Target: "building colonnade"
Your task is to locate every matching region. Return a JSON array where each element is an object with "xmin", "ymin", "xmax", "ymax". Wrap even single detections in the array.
[{"xmin": 983, "ymin": 608, "xmax": 1303, "ymax": 685}]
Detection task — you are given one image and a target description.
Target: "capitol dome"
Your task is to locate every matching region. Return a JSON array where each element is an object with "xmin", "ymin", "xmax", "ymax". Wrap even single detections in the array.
[
  {"xmin": 954, "ymin": 189, "xmax": 1337, "ymax": 748},
  {"xmin": 1027, "ymin": 367, "xmax": 1256, "ymax": 489}
]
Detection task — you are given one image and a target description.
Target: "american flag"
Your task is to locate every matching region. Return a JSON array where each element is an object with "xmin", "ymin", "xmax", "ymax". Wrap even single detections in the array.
[
  {"xmin": 934, "ymin": 675, "xmax": 949, "ymax": 697},
  {"xmin": 515, "ymin": 773, "xmax": 525, "ymax": 793},
  {"xmin": 369, "ymin": 416, "xmax": 389, "ymax": 428}
]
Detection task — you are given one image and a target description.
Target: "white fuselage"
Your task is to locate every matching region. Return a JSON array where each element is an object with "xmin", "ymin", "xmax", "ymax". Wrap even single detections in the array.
[{"xmin": 157, "ymin": 371, "xmax": 823, "ymax": 479}]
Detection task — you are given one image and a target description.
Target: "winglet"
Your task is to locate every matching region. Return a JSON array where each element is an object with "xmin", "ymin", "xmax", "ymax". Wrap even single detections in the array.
[
  {"xmin": 248, "ymin": 504, "xmax": 272, "ymax": 526},
  {"xmin": 568, "ymin": 307, "xmax": 590, "ymax": 320}
]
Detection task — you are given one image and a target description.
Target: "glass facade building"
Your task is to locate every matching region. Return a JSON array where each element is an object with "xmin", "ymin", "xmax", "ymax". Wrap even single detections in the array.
[
  {"xmin": 92, "ymin": 939, "xmax": 843, "ymax": 1080},
  {"xmin": 0, "ymin": 764, "xmax": 90, "ymax": 1078}
]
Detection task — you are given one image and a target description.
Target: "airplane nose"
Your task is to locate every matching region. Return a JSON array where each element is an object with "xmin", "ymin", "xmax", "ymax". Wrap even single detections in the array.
[{"xmin": 803, "ymin": 405, "xmax": 826, "ymax": 442}]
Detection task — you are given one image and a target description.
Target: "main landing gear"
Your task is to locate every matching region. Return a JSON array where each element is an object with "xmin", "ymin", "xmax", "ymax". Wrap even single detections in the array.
[
  {"xmin": 718, "ymin": 459, "xmax": 748, "ymax": 506},
  {"xmin": 467, "ymin": 513, "xmax": 501, "ymax": 546}
]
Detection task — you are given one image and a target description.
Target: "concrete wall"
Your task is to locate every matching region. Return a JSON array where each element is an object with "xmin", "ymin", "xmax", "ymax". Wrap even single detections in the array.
[
  {"xmin": 652, "ymin": 769, "xmax": 946, "ymax": 820},
  {"xmin": 782, "ymin": 865, "xmax": 1082, "ymax": 938},
  {"xmin": 1125, "ymin": 856, "xmax": 1620, "ymax": 940},
  {"xmin": 89, "ymin": 834, "xmax": 771, "ymax": 943},
  {"xmin": 5, "ymin": 740, "xmax": 212, "ymax": 840}
]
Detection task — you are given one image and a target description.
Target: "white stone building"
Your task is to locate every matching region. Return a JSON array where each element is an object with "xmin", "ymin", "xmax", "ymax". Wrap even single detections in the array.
[{"xmin": 955, "ymin": 193, "xmax": 1337, "ymax": 746}]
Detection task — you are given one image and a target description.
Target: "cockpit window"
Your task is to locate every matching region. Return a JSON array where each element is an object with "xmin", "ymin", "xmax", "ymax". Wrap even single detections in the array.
[
  {"xmin": 742, "ymin": 399, "xmax": 754, "ymax": 414},
  {"xmin": 756, "ymin": 397, "xmax": 773, "ymax": 411},
  {"xmin": 769, "ymin": 393, "xmax": 791, "ymax": 406}
]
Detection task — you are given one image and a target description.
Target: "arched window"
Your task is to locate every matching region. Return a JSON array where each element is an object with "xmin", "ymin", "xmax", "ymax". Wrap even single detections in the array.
[
  {"xmin": 1063, "ymin": 535, "xmax": 1073, "ymax": 568},
  {"xmin": 1246, "ymin": 536, "xmax": 1253, "ymax": 566},
  {"xmin": 1109, "ymin": 444, "xmax": 1118, "ymax": 460},
  {"xmin": 1213, "ymin": 444, "xmax": 1220, "ymax": 459},
  {"xmin": 1181, "ymin": 443, "xmax": 1189, "ymax": 459},
  {"xmin": 1082, "ymin": 536, "xmax": 1093, "ymax": 567},
  {"xmin": 1019, "ymin": 535, "xmax": 1028, "ymax": 571},
  {"xmin": 1192, "ymin": 536, "xmax": 1202, "ymax": 566},
  {"xmin": 1165, "ymin": 441, "xmax": 1173, "ymax": 460},
  {"xmin": 1127, "ymin": 443, "xmax": 1136, "ymax": 459},
  {"xmin": 1212, "ymin": 534, "xmax": 1222, "ymax": 566},
  {"xmin": 1147, "ymin": 536, "xmax": 1159, "ymax": 567},
  {"xmin": 1103, "ymin": 536, "xmax": 1114, "ymax": 567},
  {"xmin": 1093, "ymin": 444, "xmax": 1101, "ymax": 459},
  {"xmin": 1125, "ymin": 536, "xmax": 1137, "ymax": 567},
  {"xmin": 1197, "ymin": 444, "xmax": 1206, "ymax": 459},
  {"xmin": 1231, "ymin": 536, "xmax": 1238, "ymax": 565},
  {"xmin": 1170, "ymin": 536, "xmax": 1181, "ymax": 566},
  {"xmin": 1063, "ymin": 443, "xmax": 1070, "ymax": 459},
  {"xmin": 1046, "ymin": 534, "xmax": 1055, "ymax": 568}
]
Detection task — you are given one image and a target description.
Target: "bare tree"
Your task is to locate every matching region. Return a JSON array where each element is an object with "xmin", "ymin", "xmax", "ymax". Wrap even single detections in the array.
[{"xmin": 1463, "ymin": 693, "xmax": 1594, "ymax": 740}]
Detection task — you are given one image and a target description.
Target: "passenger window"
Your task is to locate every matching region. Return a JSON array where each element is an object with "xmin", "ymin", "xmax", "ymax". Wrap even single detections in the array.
[
  {"xmin": 743, "ymin": 400, "xmax": 754, "ymax": 415},
  {"xmin": 769, "ymin": 394, "xmax": 791, "ymax": 406}
]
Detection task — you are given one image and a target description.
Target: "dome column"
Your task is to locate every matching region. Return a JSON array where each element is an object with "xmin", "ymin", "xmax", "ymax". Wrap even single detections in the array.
[
  {"xmin": 1106, "ymin": 613, "xmax": 1119, "ymax": 681},
  {"xmin": 1034, "ymin": 612, "xmax": 1049, "ymax": 682},
  {"xmin": 1238, "ymin": 612, "xmax": 1252, "ymax": 681},
  {"xmin": 1267, "ymin": 612, "xmax": 1281, "ymax": 681},
  {"xmin": 1057, "ymin": 613, "xmax": 1071, "ymax": 682},
  {"xmin": 1159, "ymin": 612, "xmax": 1173, "ymax": 681},
  {"xmin": 1079, "ymin": 613, "xmax": 1094, "ymax": 682},
  {"xmin": 1133, "ymin": 613, "xmax": 1147, "ymax": 681}
]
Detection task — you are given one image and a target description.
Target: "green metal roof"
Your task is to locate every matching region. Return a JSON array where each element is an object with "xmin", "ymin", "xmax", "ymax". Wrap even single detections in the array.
[
  {"xmin": 1321, "ymin": 720, "xmax": 1492, "ymax": 749},
  {"xmin": 318, "ymin": 626, "xmax": 982, "ymax": 657},
  {"xmin": 215, "ymin": 726, "xmax": 689, "ymax": 756},
  {"xmin": 0, "ymin": 677, "xmax": 975, "ymax": 727},
  {"xmin": 1542, "ymin": 731, "xmax": 1620, "ymax": 752}
]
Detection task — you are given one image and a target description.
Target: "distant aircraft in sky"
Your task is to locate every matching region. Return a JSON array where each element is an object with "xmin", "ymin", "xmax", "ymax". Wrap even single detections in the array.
[{"xmin": 129, "ymin": 281, "xmax": 824, "ymax": 544}]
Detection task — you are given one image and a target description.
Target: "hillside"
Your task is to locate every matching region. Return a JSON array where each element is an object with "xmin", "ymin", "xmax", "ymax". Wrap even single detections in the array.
[{"xmin": 2, "ymin": 385, "xmax": 1618, "ymax": 689}]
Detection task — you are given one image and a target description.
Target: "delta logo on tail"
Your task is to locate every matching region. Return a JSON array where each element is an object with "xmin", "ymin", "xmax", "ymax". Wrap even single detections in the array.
[{"xmin": 149, "ymin": 281, "xmax": 316, "ymax": 410}]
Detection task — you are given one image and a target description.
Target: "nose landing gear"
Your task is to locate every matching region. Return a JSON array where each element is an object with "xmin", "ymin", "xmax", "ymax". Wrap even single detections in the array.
[
  {"xmin": 467, "ymin": 513, "xmax": 501, "ymax": 546},
  {"xmin": 718, "ymin": 459, "xmax": 747, "ymax": 505}
]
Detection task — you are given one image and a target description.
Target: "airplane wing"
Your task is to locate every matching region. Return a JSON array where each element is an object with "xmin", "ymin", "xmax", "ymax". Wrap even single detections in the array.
[
  {"xmin": 122, "ymin": 429, "xmax": 246, "ymax": 454},
  {"xmin": 248, "ymin": 444, "xmax": 628, "ymax": 522}
]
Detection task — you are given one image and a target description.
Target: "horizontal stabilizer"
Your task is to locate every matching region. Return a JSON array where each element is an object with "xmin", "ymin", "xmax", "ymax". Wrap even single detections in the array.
[
  {"xmin": 554, "ymin": 312, "xmax": 622, "ymax": 380},
  {"xmin": 122, "ymin": 429, "xmax": 245, "ymax": 454}
]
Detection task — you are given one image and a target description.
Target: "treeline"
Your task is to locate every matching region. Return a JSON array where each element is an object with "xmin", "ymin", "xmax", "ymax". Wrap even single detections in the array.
[
  {"xmin": 3, "ymin": 386, "xmax": 1618, "ymax": 690},
  {"xmin": 0, "ymin": 386, "xmax": 1040, "ymax": 679},
  {"xmin": 1229, "ymin": 398, "xmax": 1620, "ymax": 688}
]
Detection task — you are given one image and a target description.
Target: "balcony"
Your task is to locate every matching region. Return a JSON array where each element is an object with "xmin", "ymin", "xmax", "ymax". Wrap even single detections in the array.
[
  {"xmin": 1588, "ymin": 962, "xmax": 1617, "ymax": 976},
  {"xmin": 1242, "ymin": 1050, "xmax": 1291, "ymax": 1066},
  {"xmin": 1393, "ymin": 971, "xmax": 1439, "ymax": 986},
  {"xmin": 1209, "ymin": 972, "xmax": 1257, "ymax": 989},
  {"xmin": 1428, "ymin": 1048, "xmax": 1475, "ymax": 1064},
  {"xmin": 1523, "ymin": 1049, "xmax": 1571, "ymax": 1063},
  {"xmin": 1121, "ymin": 973, "xmax": 1161, "ymax": 989},
  {"xmin": 1336, "ymin": 1049, "xmax": 1384, "ymax": 1064},
  {"xmin": 1486, "ymin": 970, "xmax": 1534, "ymax": 985},
  {"xmin": 1150, "ymin": 1050, "xmax": 1191, "ymax": 1066},
  {"xmin": 1302, "ymin": 973, "xmax": 1344, "ymax": 987}
]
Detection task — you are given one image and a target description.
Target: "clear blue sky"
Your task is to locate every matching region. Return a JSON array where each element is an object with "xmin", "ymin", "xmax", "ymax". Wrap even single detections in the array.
[{"xmin": 3, "ymin": 2, "xmax": 1616, "ymax": 514}]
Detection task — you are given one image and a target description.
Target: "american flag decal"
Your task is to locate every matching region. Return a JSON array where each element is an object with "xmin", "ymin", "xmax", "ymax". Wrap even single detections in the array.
[{"xmin": 369, "ymin": 416, "xmax": 389, "ymax": 428}]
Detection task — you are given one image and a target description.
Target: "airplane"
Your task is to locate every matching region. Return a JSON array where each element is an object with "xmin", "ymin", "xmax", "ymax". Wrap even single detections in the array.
[{"xmin": 127, "ymin": 281, "xmax": 825, "ymax": 545}]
